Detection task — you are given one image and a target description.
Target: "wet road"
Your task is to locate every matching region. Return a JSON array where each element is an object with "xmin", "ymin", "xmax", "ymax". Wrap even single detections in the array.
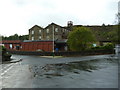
[{"xmin": 1, "ymin": 54, "xmax": 119, "ymax": 88}]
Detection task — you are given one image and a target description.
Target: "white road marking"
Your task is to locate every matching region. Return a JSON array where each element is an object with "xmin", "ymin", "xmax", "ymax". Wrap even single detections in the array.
[
  {"xmin": 1, "ymin": 63, "xmax": 19, "ymax": 76},
  {"xmin": 1, "ymin": 64, "xmax": 13, "ymax": 71},
  {"xmin": 1, "ymin": 65, "xmax": 14, "ymax": 76}
]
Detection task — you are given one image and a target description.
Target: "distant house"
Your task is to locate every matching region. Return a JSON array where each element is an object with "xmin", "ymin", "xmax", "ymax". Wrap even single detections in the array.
[
  {"xmin": 29, "ymin": 23, "xmax": 69, "ymax": 41},
  {"xmin": 29, "ymin": 25, "xmax": 44, "ymax": 40},
  {"xmin": 44, "ymin": 23, "xmax": 69, "ymax": 40}
]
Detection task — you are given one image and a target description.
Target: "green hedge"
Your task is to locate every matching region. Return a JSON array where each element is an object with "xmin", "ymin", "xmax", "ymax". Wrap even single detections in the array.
[{"xmin": 91, "ymin": 43, "xmax": 114, "ymax": 50}]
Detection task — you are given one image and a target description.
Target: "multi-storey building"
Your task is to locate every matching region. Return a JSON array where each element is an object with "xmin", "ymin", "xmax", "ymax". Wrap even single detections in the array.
[
  {"xmin": 29, "ymin": 25, "xmax": 44, "ymax": 40},
  {"xmin": 29, "ymin": 23, "xmax": 70, "ymax": 41}
]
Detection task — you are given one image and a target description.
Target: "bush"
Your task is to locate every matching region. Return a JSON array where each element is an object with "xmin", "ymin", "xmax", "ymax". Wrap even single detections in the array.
[
  {"xmin": 91, "ymin": 46, "xmax": 102, "ymax": 50},
  {"xmin": 2, "ymin": 46, "xmax": 12, "ymax": 61},
  {"xmin": 102, "ymin": 43, "xmax": 114, "ymax": 49},
  {"xmin": 91, "ymin": 43, "xmax": 114, "ymax": 50}
]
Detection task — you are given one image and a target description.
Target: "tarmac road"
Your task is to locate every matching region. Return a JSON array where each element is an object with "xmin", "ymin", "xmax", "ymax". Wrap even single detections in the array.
[{"xmin": 1, "ymin": 54, "xmax": 119, "ymax": 88}]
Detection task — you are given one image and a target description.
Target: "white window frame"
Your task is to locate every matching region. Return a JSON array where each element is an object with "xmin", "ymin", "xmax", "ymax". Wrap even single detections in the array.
[
  {"xmin": 46, "ymin": 29, "xmax": 49, "ymax": 33},
  {"xmin": 39, "ymin": 29, "xmax": 41, "ymax": 33},
  {"xmin": 32, "ymin": 37, "xmax": 34, "ymax": 40},
  {"xmin": 32, "ymin": 30, "xmax": 34, "ymax": 34},
  {"xmin": 39, "ymin": 36, "xmax": 41, "ymax": 40},
  {"xmin": 47, "ymin": 36, "xmax": 49, "ymax": 40},
  {"xmin": 55, "ymin": 28, "xmax": 58, "ymax": 32}
]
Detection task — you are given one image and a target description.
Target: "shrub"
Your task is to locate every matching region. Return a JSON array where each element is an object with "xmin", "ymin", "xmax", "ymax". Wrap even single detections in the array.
[
  {"xmin": 91, "ymin": 46, "xmax": 102, "ymax": 50},
  {"xmin": 91, "ymin": 43, "xmax": 114, "ymax": 50},
  {"xmin": 102, "ymin": 43, "xmax": 114, "ymax": 49},
  {"xmin": 2, "ymin": 46, "xmax": 12, "ymax": 61}
]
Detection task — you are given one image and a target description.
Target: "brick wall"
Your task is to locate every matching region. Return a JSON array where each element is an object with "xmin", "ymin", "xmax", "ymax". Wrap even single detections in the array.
[{"xmin": 21, "ymin": 41, "xmax": 53, "ymax": 52}]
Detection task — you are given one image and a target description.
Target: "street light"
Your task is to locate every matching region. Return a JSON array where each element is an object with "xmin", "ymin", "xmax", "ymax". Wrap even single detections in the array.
[{"xmin": 52, "ymin": 24, "xmax": 54, "ymax": 57}]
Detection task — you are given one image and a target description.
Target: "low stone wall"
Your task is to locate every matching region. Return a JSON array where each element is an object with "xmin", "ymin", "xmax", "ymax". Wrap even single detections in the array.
[{"xmin": 8, "ymin": 49, "xmax": 115, "ymax": 56}]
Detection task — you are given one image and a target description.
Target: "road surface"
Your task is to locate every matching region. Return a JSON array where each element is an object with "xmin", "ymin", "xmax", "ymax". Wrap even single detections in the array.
[{"xmin": 1, "ymin": 54, "xmax": 118, "ymax": 88}]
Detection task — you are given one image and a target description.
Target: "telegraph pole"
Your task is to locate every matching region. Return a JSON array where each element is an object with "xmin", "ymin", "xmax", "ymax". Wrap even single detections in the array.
[{"xmin": 52, "ymin": 24, "xmax": 54, "ymax": 57}]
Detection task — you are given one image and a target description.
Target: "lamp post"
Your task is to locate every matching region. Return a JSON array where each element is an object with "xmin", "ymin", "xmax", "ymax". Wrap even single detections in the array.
[{"xmin": 52, "ymin": 24, "xmax": 54, "ymax": 57}]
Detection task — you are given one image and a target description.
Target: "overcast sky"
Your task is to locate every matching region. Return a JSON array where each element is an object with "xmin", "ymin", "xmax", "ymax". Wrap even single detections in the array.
[{"xmin": 0, "ymin": 0, "xmax": 119, "ymax": 36}]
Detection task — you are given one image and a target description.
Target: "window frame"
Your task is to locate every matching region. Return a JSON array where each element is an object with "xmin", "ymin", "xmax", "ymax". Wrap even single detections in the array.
[
  {"xmin": 55, "ymin": 28, "xmax": 58, "ymax": 32},
  {"xmin": 46, "ymin": 29, "xmax": 49, "ymax": 33},
  {"xmin": 39, "ymin": 29, "xmax": 41, "ymax": 34},
  {"xmin": 32, "ymin": 36, "xmax": 34, "ymax": 40},
  {"xmin": 47, "ymin": 36, "xmax": 50, "ymax": 40},
  {"xmin": 39, "ymin": 36, "xmax": 42, "ymax": 40},
  {"xmin": 31, "ymin": 30, "xmax": 34, "ymax": 34}
]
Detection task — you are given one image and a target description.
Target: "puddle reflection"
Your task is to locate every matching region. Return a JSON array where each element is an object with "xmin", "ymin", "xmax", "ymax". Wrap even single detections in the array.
[{"xmin": 29, "ymin": 57, "xmax": 118, "ymax": 78}]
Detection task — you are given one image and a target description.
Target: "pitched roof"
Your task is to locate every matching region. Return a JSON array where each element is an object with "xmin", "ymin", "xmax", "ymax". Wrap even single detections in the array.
[
  {"xmin": 44, "ymin": 22, "xmax": 63, "ymax": 29},
  {"xmin": 29, "ymin": 25, "xmax": 43, "ymax": 30}
]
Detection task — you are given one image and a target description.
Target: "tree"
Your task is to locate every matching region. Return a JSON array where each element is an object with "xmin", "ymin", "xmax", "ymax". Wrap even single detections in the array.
[
  {"xmin": 2, "ymin": 34, "xmax": 29, "ymax": 40},
  {"xmin": 111, "ymin": 13, "xmax": 120, "ymax": 44},
  {"xmin": 67, "ymin": 27, "xmax": 96, "ymax": 51},
  {"xmin": 108, "ymin": 25, "xmax": 119, "ymax": 44},
  {"xmin": 2, "ymin": 34, "xmax": 19, "ymax": 40},
  {"xmin": 19, "ymin": 35, "xmax": 29, "ymax": 40}
]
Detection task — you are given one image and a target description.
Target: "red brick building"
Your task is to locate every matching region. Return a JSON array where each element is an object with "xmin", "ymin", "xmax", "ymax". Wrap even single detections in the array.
[
  {"xmin": 2, "ymin": 40, "xmax": 67, "ymax": 52},
  {"xmin": 2, "ymin": 40, "xmax": 21, "ymax": 51},
  {"xmin": 21, "ymin": 40, "xmax": 53, "ymax": 52},
  {"xmin": 2, "ymin": 40, "xmax": 53, "ymax": 52}
]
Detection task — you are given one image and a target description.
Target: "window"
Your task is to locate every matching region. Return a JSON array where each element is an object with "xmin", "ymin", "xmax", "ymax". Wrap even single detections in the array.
[
  {"xmin": 63, "ymin": 29, "xmax": 65, "ymax": 32},
  {"xmin": 46, "ymin": 29, "xmax": 49, "ymax": 33},
  {"xmin": 39, "ymin": 36, "xmax": 41, "ymax": 40},
  {"xmin": 64, "ymin": 29, "xmax": 66, "ymax": 32},
  {"xmin": 32, "ymin": 37, "xmax": 34, "ymax": 40},
  {"xmin": 55, "ymin": 35, "xmax": 59, "ymax": 40},
  {"xmin": 32, "ymin": 30, "xmax": 34, "ymax": 34},
  {"xmin": 9, "ymin": 44, "xmax": 12, "ymax": 49},
  {"xmin": 47, "ymin": 36, "xmax": 49, "ymax": 40},
  {"xmin": 55, "ymin": 28, "xmax": 58, "ymax": 32},
  {"xmin": 39, "ymin": 30, "xmax": 41, "ymax": 33}
]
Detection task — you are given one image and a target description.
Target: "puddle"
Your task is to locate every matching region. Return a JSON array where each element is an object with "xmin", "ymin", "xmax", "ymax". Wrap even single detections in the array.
[
  {"xmin": 29, "ymin": 60, "xmax": 97, "ymax": 77},
  {"xmin": 28, "ymin": 57, "xmax": 118, "ymax": 78}
]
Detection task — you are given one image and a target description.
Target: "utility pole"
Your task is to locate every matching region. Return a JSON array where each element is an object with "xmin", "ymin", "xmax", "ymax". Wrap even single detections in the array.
[{"xmin": 52, "ymin": 24, "xmax": 54, "ymax": 57}]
